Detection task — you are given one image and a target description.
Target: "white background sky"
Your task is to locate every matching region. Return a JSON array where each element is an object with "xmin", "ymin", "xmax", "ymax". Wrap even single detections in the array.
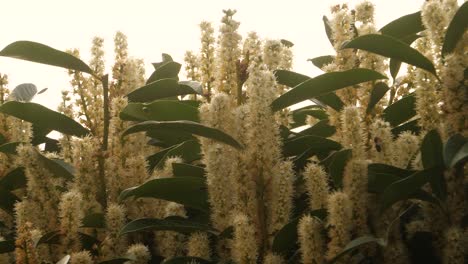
[{"xmin": 0, "ymin": 0, "xmax": 430, "ymax": 109}]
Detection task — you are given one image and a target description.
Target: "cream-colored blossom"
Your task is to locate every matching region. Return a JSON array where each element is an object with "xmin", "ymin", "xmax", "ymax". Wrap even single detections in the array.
[
  {"xmin": 326, "ymin": 192, "xmax": 353, "ymax": 262},
  {"xmin": 392, "ymin": 132, "xmax": 420, "ymax": 168},
  {"xmin": 155, "ymin": 203, "xmax": 187, "ymax": 258},
  {"xmin": 369, "ymin": 119, "xmax": 394, "ymax": 164},
  {"xmin": 298, "ymin": 215, "xmax": 324, "ymax": 264},
  {"xmin": 101, "ymin": 204, "xmax": 127, "ymax": 260},
  {"xmin": 442, "ymin": 227, "xmax": 465, "ymax": 264},
  {"xmin": 58, "ymin": 190, "xmax": 84, "ymax": 253},
  {"xmin": 340, "ymin": 106, "xmax": 366, "ymax": 159},
  {"xmin": 199, "ymin": 21, "xmax": 216, "ymax": 96},
  {"xmin": 355, "ymin": 1, "xmax": 375, "ymax": 23},
  {"xmin": 232, "ymin": 213, "xmax": 258, "ymax": 264},
  {"xmin": 187, "ymin": 232, "xmax": 211, "ymax": 260},
  {"xmin": 303, "ymin": 162, "xmax": 329, "ymax": 210},
  {"xmin": 125, "ymin": 244, "xmax": 151, "ymax": 264},
  {"xmin": 71, "ymin": 251, "xmax": 93, "ymax": 264},
  {"xmin": 263, "ymin": 40, "xmax": 282, "ymax": 71},
  {"xmin": 264, "ymin": 252, "xmax": 284, "ymax": 264},
  {"xmin": 343, "ymin": 159, "xmax": 369, "ymax": 235},
  {"xmin": 184, "ymin": 51, "xmax": 200, "ymax": 81}
]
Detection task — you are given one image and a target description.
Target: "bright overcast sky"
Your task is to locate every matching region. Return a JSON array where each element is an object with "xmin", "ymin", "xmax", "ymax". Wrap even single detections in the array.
[{"xmin": 0, "ymin": 0, "xmax": 434, "ymax": 109}]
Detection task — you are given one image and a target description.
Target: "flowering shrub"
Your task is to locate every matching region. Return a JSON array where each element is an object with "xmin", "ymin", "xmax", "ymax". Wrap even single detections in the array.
[{"xmin": 0, "ymin": 1, "xmax": 466, "ymax": 263}]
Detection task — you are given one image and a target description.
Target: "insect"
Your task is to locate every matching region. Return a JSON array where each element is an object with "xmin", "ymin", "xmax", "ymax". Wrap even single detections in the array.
[{"xmin": 374, "ymin": 137, "xmax": 383, "ymax": 152}]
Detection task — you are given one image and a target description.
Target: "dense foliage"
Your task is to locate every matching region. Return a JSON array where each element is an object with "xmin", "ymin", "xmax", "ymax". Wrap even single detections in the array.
[{"xmin": 0, "ymin": 1, "xmax": 466, "ymax": 263}]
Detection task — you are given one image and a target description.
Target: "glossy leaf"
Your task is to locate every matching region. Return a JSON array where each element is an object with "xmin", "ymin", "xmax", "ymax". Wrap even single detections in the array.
[
  {"xmin": 172, "ymin": 163, "xmax": 205, "ymax": 178},
  {"xmin": 37, "ymin": 151, "xmax": 75, "ymax": 180},
  {"xmin": 421, "ymin": 130, "xmax": 444, "ymax": 169},
  {"xmin": 366, "ymin": 82, "xmax": 390, "ymax": 114},
  {"xmin": 0, "ymin": 167, "xmax": 26, "ymax": 191},
  {"xmin": 379, "ymin": 11, "xmax": 423, "ymax": 39},
  {"xmin": 391, "ymin": 119, "xmax": 421, "ymax": 136},
  {"xmin": 35, "ymin": 230, "xmax": 61, "ymax": 246},
  {"xmin": 449, "ymin": 142, "xmax": 468, "ymax": 168},
  {"xmin": 443, "ymin": 134, "xmax": 466, "ymax": 168},
  {"xmin": 308, "ymin": 55, "xmax": 335, "ymax": 70},
  {"xmin": 0, "ymin": 41, "xmax": 94, "ymax": 75},
  {"xmin": 120, "ymin": 100, "xmax": 199, "ymax": 122},
  {"xmin": 0, "ymin": 185, "xmax": 20, "ymax": 214},
  {"xmin": 0, "ymin": 142, "xmax": 22, "ymax": 154},
  {"xmin": 323, "ymin": 16, "xmax": 335, "ymax": 47},
  {"xmin": 342, "ymin": 34, "xmax": 436, "ymax": 76},
  {"xmin": 380, "ymin": 167, "xmax": 440, "ymax": 213},
  {"xmin": 127, "ymin": 79, "xmax": 200, "ymax": 103},
  {"xmin": 119, "ymin": 177, "xmax": 209, "ymax": 212},
  {"xmin": 329, "ymin": 236, "xmax": 386, "ymax": 263},
  {"xmin": 123, "ymin": 121, "xmax": 242, "ymax": 149},
  {"xmin": 280, "ymin": 39, "xmax": 294, "ymax": 47},
  {"xmin": 442, "ymin": 2, "xmax": 468, "ymax": 55},
  {"xmin": 147, "ymin": 129, "xmax": 195, "ymax": 147},
  {"xmin": 321, "ymin": 149, "xmax": 352, "ymax": 188},
  {"xmin": 284, "ymin": 135, "xmax": 341, "ymax": 157},
  {"xmin": 152, "ymin": 140, "xmax": 201, "ymax": 171},
  {"xmin": 272, "ymin": 69, "xmax": 386, "ymax": 111},
  {"xmin": 0, "ymin": 101, "xmax": 89, "ymax": 137},
  {"xmin": 382, "ymin": 94, "xmax": 416, "ymax": 127},
  {"xmin": 368, "ymin": 163, "xmax": 415, "ymax": 193},
  {"xmin": 120, "ymin": 217, "xmax": 216, "ymax": 236},
  {"xmin": 389, "ymin": 34, "xmax": 421, "ymax": 80},
  {"xmin": 0, "ymin": 240, "xmax": 15, "ymax": 254},
  {"xmin": 298, "ymin": 119, "xmax": 336, "ymax": 138},
  {"xmin": 146, "ymin": 61, "xmax": 181, "ymax": 84}
]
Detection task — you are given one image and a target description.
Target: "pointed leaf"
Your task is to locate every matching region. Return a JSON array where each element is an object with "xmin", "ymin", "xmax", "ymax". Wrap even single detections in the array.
[
  {"xmin": 120, "ymin": 217, "xmax": 217, "ymax": 236},
  {"xmin": 120, "ymin": 100, "xmax": 199, "ymax": 122},
  {"xmin": 382, "ymin": 94, "xmax": 416, "ymax": 127},
  {"xmin": 127, "ymin": 79, "xmax": 201, "ymax": 103},
  {"xmin": 389, "ymin": 34, "xmax": 422, "ymax": 80},
  {"xmin": 379, "ymin": 11, "xmax": 423, "ymax": 39},
  {"xmin": 146, "ymin": 61, "xmax": 181, "ymax": 84},
  {"xmin": 366, "ymin": 82, "xmax": 390, "ymax": 114},
  {"xmin": 153, "ymin": 140, "xmax": 201, "ymax": 171},
  {"xmin": 391, "ymin": 119, "xmax": 421, "ymax": 136},
  {"xmin": 0, "ymin": 240, "xmax": 15, "ymax": 254},
  {"xmin": 119, "ymin": 177, "xmax": 209, "ymax": 212},
  {"xmin": 329, "ymin": 236, "xmax": 386, "ymax": 263},
  {"xmin": 368, "ymin": 163, "xmax": 415, "ymax": 193},
  {"xmin": 172, "ymin": 163, "xmax": 205, "ymax": 178},
  {"xmin": 299, "ymin": 119, "xmax": 336, "ymax": 138},
  {"xmin": 0, "ymin": 142, "xmax": 23, "ymax": 154},
  {"xmin": 0, "ymin": 101, "xmax": 89, "ymax": 137},
  {"xmin": 0, "ymin": 41, "xmax": 94, "ymax": 75},
  {"xmin": 421, "ymin": 130, "xmax": 444, "ymax": 169},
  {"xmin": 272, "ymin": 69, "xmax": 386, "ymax": 111},
  {"xmin": 442, "ymin": 2, "xmax": 468, "ymax": 55},
  {"xmin": 323, "ymin": 16, "xmax": 335, "ymax": 47},
  {"xmin": 443, "ymin": 134, "xmax": 466, "ymax": 168},
  {"xmin": 35, "ymin": 230, "xmax": 61, "ymax": 246},
  {"xmin": 450, "ymin": 142, "xmax": 468, "ymax": 168},
  {"xmin": 0, "ymin": 167, "xmax": 26, "ymax": 191},
  {"xmin": 0, "ymin": 185, "xmax": 20, "ymax": 214},
  {"xmin": 283, "ymin": 135, "xmax": 341, "ymax": 157},
  {"xmin": 37, "ymin": 151, "xmax": 74, "ymax": 180},
  {"xmin": 321, "ymin": 149, "xmax": 352, "ymax": 188},
  {"xmin": 123, "ymin": 121, "xmax": 242, "ymax": 149},
  {"xmin": 342, "ymin": 34, "xmax": 436, "ymax": 75},
  {"xmin": 308, "ymin": 55, "xmax": 335, "ymax": 70}
]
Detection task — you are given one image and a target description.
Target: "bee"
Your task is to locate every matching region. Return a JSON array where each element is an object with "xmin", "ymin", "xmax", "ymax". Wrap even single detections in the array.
[{"xmin": 374, "ymin": 137, "xmax": 383, "ymax": 152}]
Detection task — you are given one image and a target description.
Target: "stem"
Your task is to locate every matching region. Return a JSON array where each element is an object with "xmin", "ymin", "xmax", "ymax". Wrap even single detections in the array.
[{"xmin": 97, "ymin": 74, "xmax": 109, "ymax": 208}]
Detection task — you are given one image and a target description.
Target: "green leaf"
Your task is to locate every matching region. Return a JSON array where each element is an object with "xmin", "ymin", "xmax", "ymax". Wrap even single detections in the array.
[
  {"xmin": 0, "ymin": 240, "xmax": 15, "ymax": 253},
  {"xmin": 320, "ymin": 149, "xmax": 352, "ymax": 188},
  {"xmin": 379, "ymin": 11, "xmax": 423, "ymax": 39},
  {"xmin": 366, "ymin": 82, "xmax": 390, "ymax": 114},
  {"xmin": 442, "ymin": 2, "xmax": 468, "ymax": 55},
  {"xmin": 120, "ymin": 217, "xmax": 217, "ymax": 236},
  {"xmin": 272, "ymin": 69, "xmax": 386, "ymax": 111},
  {"xmin": 298, "ymin": 119, "xmax": 336, "ymax": 138},
  {"xmin": 0, "ymin": 167, "xmax": 26, "ymax": 191},
  {"xmin": 0, "ymin": 41, "xmax": 94, "ymax": 76},
  {"xmin": 389, "ymin": 34, "xmax": 422, "ymax": 80},
  {"xmin": 35, "ymin": 230, "xmax": 61, "ymax": 247},
  {"xmin": 37, "ymin": 151, "xmax": 74, "ymax": 180},
  {"xmin": 307, "ymin": 55, "xmax": 335, "ymax": 70},
  {"xmin": 120, "ymin": 100, "xmax": 199, "ymax": 122},
  {"xmin": 283, "ymin": 135, "xmax": 342, "ymax": 157},
  {"xmin": 323, "ymin": 16, "xmax": 335, "ymax": 47},
  {"xmin": 0, "ymin": 101, "xmax": 89, "ymax": 137},
  {"xmin": 380, "ymin": 167, "xmax": 440, "ymax": 213},
  {"xmin": 443, "ymin": 134, "xmax": 466, "ymax": 168},
  {"xmin": 127, "ymin": 79, "xmax": 200, "ymax": 103},
  {"xmin": 421, "ymin": 130, "xmax": 444, "ymax": 169},
  {"xmin": 329, "ymin": 235, "xmax": 386, "ymax": 263},
  {"xmin": 391, "ymin": 119, "xmax": 421, "ymax": 136},
  {"xmin": 272, "ymin": 209, "xmax": 326, "ymax": 254},
  {"xmin": 123, "ymin": 121, "xmax": 242, "ymax": 149},
  {"xmin": 119, "ymin": 177, "xmax": 209, "ymax": 212},
  {"xmin": 152, "ymin": 140, "xmax": 201, "ymax": 171},
  {"xmin": 0, "ymin": 185, "xmax": 20, "ymax": 214},
  {"xmin": 146, "ymin": 61, "xmax": 181, "ymax": 84},
  {"xmin": 162, "ymin": 257, "xmax": 214, "ymax": 264},
  {"xmin": 98, "ymin": 258, "xmax": 133, "ymax": 264},
  {"xmin": 79, "ymin": 232, "xmax": 100, "ymax": 252},
  {"xmin": 449, "ymin": 142, "xmax": 468, "ymax": 168},
  {"xmin": 342, "ymin": 34, "xmax": 436, "ymax": 76},
  {"xmin": 368, "ymin": 163, "xmax": 415, "ymax": 193},
  {"xmin": 82, "ymin": 213, "xmax": 105, "ymax": 228},
  {"xmin": 280, "ymin": 39, "xmax": 294, "ymax": 47},
  {"xmin": 0, "ymin": 142, "xmax": 22, "ymax": 154},
  {"xmin": 382, "ymin": 94, "xmax": 416, "ymax": 127},
  {"xmin": 274, "ymin": 70, "xmax": 344, "ymax": 111},
  {"xmin": 148, "ymin": 129, "xmax": 195, "ymax": 147},
  {"xmin": 172, "ymin": 163, "xmax": 205, "ymax": 178}
]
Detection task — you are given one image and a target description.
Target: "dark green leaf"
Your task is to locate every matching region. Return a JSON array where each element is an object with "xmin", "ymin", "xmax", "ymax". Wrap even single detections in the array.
[
  {"xmin": 0, "ymin": 167, "xmax": 26, "ymax": 191},
  {"xmin": 0, "ymin": 240, "xmax": 15, "ymax": 254},
  {"xmin": 323, "ymin": 16, "xmax": 335, "ymax": 47},
  {"xmin": 449, "ymin": 142, "xmax": 468, "ymax": 168},
  {"xmin": 123, "ymin": 121, "xmax": 242, "ymax": 149},
  {"xmin": 298, "ymin": 119, "xmax": 336, "ymax": 138},
  {"xmin": 37, "ymin": 151, "xmax": 74, "ymax": 180},
  {"xmin": 120, "ymin": 100, "xmax": 199, "ymax": 122},
  {"xmin": 0, "ymin": 186, "xmax": 20, "ymax": 214},
  {"xmin": 0, "ymin": 134, "xmax": 5, "ymax": 145},
  {"xmin": 421, "ymin": 130, "xmax": 444, "ymax": 169},
  {"xmin": 443, "ymin": 134, "xmax": 466, "ymax": 168},
  {"xmin": 272, "ymin": 69, "xmax": 386, "ymax": 111},
  {"xmin": 119, "ymin": 177, "xmax": 209, "ymax": 212},
  {"xmin": 0, "ymin": 101, "xmax": 89, "ymax": 137},
  {"xmin": 380, "ymin": 167, "xmax": 440, "ymax": 213},
  {"xmin": 274, "ymin": 70, "xmax": 344, "ymax": 111},
  {"xmin": 127, "ymin": 79, "xmax": 200, "ymax": 103},
  {"xmin": 82, "ymin": 213, "xmax": 105, "ymax": 228},
  {"xmin": 147, "ymin": 145, "xmax": 178, "ymax": 172},
  {"xmin": 152, "ymin": 53, "xmax": 174, "ymax": 69},
  {"xmin": 368, "ymin": 164, "xmax": 415, "ymax": 193},
  {"xmin": 379, "ymin": 11, "xmax": 423, "ymax": 39},
  {"xmin": 146, "ymin": 61, "xmax": 181, "ymax": 84},
  {"xmin": 342, "ymin": 34, "xmax": 436, "ymax": 75},
  {"xmin": 272, "ymin": 209, "xmax": 326, "ymax": 254},
  {"xmin": 391, "ymin": 119, "xmax": 421, "ymax": 136},
  {"xmin": 98, "ymin": 258, "xmax": 133, "ymax": 264},
  {"xmin": 35, "ymin": 230, "xmax": 61, "ymax": 247},
  {"xmin": 307, "ymin": 55, "xmax": 335, "ymax": 70},
  {"xmin": 79, "ymin": 232, "xmax": 100, "ymax": 253},
  {"xmin": 120, "ymin": 217, "xmax": 217, "ymax": 236},
  {"xmin": 389, "ymin": 34, "xmax": 422, "ymax": 80},
  {"xmin": 329, "ymin": 236, "xmax": 386, "ymax": 263},
  {"xmin": 147, "ymin": 129, "xmax": 195, "ymax": 147},
  {"xmin": 283, "ymin": 135, "xmax": 341, "ymax": 157},
  {"xmin": 0, "ymin": 142, "xmax": 23, "ymax": 154},
  {"xmin": 366, "ymin": 82, "xmax": 390, "ymax": 114},
  {"xmin": 442, "ymin": 2, "xmax": 468, "ymax": 55},
  {"xmin": 218, "ymin": 226, "xmax": 234, "ymax": 239},
  {"xmin": 0, "ymin": 41, "xmax": 94, "ymax": 76},
  {"xmin": 382, "ymin": 94, "xmax": 416, "ymax": 127},
  {"xmin": 172, "ymin": 163, "xmax": 205, "ymax": 178},
  {"xmin": 153, "ymin": 140, "xmax": 201, "ymax": 171},
  {"xmin": 321, "ymin": 149, "xmax": 352, "ymax": 188},
  {"xmin": 162, "ymin": 257, "xmax": 214, "ymax": 264}
]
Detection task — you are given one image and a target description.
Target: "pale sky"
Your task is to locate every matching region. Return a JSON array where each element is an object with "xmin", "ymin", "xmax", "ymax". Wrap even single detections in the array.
[{"xmin": 0, "ymin": 0, "xmax": 430, "ymax": 109}]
